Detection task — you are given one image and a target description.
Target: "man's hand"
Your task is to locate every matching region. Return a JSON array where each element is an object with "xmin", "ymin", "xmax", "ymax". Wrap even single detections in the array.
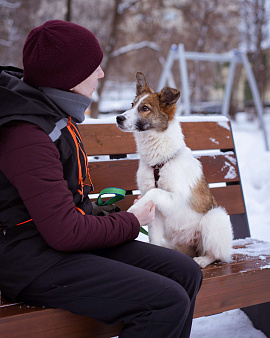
[{"xmin": 129, "ymin": 199, "xmax": 155, "ymax": 226}]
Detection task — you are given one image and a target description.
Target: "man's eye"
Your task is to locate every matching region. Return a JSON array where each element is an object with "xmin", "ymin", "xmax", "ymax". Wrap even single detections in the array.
[{"xmin": 142, "ymin": 105, "xmax": 149, "ymax": 112}]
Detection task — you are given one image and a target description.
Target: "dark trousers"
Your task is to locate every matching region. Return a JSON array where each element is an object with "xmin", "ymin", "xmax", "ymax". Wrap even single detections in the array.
[{"xmin": 18, "ymin": 241, "xmax": 202, "ymax": 338}]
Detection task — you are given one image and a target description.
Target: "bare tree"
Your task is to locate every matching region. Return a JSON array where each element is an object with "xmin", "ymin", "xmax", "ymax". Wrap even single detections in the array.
[
  {"xmin": 240, "ymin": 0, "xmax": 270, "ymax": 100},
  {"xmin": 0, "ymin": 0, "xmax": 43, "ymax": 67},
  {"xmin": 65, "ymin": 0, "xmax": 72, "ymax": 22},
  {"xmin": 4, "ymin": 0, "xmax": 267, "ymax": 115},
  {"xmin": 90, "ymin": 0, "xmax": 124, "ymax": 117}
]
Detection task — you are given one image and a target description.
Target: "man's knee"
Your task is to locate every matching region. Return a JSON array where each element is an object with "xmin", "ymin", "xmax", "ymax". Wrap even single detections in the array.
[
  {"xmin": 157, "ymin": 282, "xmax": 191, "ymax": 321},
  {"xmin": 165, "ymin": 251, "xmax": 203, "ymax": 296}
]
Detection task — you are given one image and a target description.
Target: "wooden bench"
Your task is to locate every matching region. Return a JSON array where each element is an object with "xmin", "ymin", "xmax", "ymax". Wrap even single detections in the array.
[{"xmin": 1, "ymin": 117, "xmax": 270, "ymax": 337}]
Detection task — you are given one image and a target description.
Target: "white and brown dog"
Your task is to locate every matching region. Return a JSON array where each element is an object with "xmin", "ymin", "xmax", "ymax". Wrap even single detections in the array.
[{"xmin": 116, "ymin": 72, "xmax": 233, "ymax": 268}]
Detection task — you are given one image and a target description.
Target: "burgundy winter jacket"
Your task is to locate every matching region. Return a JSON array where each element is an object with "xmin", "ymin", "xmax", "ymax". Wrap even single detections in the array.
[
  {"xmin": 0, "ymin": 66, "xmax": 140, "ymax": 300},
  {"xmin": 0, "ymin": 121, "xmax": 140, "ymax": 251}
]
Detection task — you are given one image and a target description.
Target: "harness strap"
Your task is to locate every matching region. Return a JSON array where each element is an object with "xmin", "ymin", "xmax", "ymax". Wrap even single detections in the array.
[{"xmin": 152, "ymin": 163, "xmax": 165, "ymax": 188}]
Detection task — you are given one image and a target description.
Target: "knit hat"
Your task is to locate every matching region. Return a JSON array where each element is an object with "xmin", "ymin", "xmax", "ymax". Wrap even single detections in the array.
[{"xmin": 23, "ymin": 20, "xmax": 103, "ymax": 90}]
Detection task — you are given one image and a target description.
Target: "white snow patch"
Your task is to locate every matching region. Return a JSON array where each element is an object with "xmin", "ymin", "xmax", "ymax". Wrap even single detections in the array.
[
  {"xmin": 260, "ymin": 264, "xmax": 270, "ymax": 270},
  {"xmin": 232, "ymin": 237, "xmax": 270, "ymax": 257},
  {"xmin": 209, "ymin": 137, "xmax": 219, "ymax": 144}
]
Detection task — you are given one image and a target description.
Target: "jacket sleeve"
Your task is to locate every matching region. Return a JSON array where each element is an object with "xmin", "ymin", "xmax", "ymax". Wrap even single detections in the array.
[{"xmin": 0, "ymin": 122, "xmax": 140, "ymax": 251}]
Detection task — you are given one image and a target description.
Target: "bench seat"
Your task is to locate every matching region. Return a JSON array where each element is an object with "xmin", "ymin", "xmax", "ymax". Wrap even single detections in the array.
[
  {"xmin": 1, "ymin": 240, "xmax": 269, "ymax": 337},
  {"xmin": 1, "ymin": 117, "xmax": 270, "ymax": 337}
]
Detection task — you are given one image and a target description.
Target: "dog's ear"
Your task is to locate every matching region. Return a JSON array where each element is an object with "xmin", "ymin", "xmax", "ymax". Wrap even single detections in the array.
[
  {"xmin": 136, "ymin": 72, "xmax": 153, "ymax": 96},
  {"xmin": 158, "ymin": 87, "xmax": 180, "ymax": 107}
]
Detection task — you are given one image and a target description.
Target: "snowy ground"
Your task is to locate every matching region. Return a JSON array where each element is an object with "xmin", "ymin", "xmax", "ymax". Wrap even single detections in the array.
[
  {"xmin": 231, "ymin": 113, "xmax": 270, "ymax": 243},
  {"xmin": 94, "ymin": 111, "xmax": 270, "ymax": 338}
]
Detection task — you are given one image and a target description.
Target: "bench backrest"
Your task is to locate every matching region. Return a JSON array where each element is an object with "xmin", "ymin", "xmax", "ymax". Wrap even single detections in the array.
[{"xmin": 78, "ymin": 118, "xmax": 250, "ymax": 240}]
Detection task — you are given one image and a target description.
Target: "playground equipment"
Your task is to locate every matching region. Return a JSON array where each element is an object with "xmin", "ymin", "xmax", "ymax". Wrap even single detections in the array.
[{"xmin": 158, "ymin": 44, "xmax": 269, "ymax": 151}]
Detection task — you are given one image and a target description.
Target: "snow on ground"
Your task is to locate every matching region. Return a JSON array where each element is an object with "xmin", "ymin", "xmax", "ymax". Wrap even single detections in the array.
[
  {"xmin": 95, "ymin": 111, "xmax": 270, "ymax": 338},
  {"xmin": 231, "ymin": 112, "xmax": 270, "ymax": 243},
  {"xmin": 190, "ymin": 309, "xmax": 267, "ymax": 338}
]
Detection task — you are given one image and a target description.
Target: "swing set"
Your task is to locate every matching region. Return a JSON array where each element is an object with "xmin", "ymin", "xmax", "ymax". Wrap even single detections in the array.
[{"xmin": 158, "ymin": 43, "xmax": 269, "ymax": 151}]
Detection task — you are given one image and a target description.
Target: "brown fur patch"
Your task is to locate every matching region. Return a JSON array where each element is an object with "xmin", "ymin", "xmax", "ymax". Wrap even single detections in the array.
[
  {"xmin": 134, "ymin": 72, "xmax": 180, "ymax": 130},
  {"xmin": 162, "ymin": 103, "xmax": 178, "ymax": 121},
  {"xmin": 190, "ymin": 175, "xmax": 218, "ymax": 214},
  {"xmin": 157, "ymin": 87, "xmax": 180, "ymax": 121},
  {"xmin": 136, "ymin": 93, "xmax": 170, "ymax": 132}
]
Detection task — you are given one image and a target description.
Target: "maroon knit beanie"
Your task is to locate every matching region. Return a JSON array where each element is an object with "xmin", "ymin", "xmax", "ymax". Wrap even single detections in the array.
[{"xmin": 23, "ymin": 20, "xmax": 103, "ymax": 90}]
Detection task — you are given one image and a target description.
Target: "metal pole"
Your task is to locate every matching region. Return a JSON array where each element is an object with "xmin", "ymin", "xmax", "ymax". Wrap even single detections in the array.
[
  {"xmin": 184, "ymin": 51, "xmax": 232, "ymax": 63},
  {"xmin": 178, "ymin": 44, "xmax": 191, "ymax": 115},
  {"xmin": 221, "ymin": 50, "xmax": 239, "ymax": 117},
  {"xmin": 240, "ymin": 52, "xmax": 269, "ymax": 151},
  {"xmin": 157, "ymin": 44, "xmax": 177, "ymax": 91}
]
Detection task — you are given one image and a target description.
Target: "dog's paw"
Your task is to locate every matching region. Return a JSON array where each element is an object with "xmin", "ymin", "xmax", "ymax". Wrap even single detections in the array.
[
  {"xmin": 127, "ymin": 204, "xmax": 137, "ymax": 213},
  {"xmin": 193, "ymin": 256, "xmax": 214, "ymax": 268},
  {"xmin": 128, "ymin": 195, "xmax": 151, "ymax": 213}
]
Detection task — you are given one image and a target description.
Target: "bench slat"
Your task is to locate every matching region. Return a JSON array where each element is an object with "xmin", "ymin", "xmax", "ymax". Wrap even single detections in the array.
[
  {"xmin": 87, "ymin": 154, "xmax": 239, "ymax": 192},
  {"xmin": 197, "ymin": 153, "xmax": 239, "ymax": 183},
  {"xmin": 210, "ymin": 185, "xmax": 245, "ymax": 215},
  {"xmin": 0, "ymin": 305, "xmax": 123, "ymax": 338},
  {"xmin": 182, "ymin": 121, "xmax": 234, "ymax": 150},
  {"xmin": 79, "ymin": 123, "xmax": 137, "ymax": 156},
  {"xmin": 79, "ymin": 121, "xmax": 234, "ymax": 155},
  {"xmin": 92, "ymin": 184, "xmax": 245, "ymax": 215},
  {"xmin": 194, "ymin": 256, "xmax": 270, "ymax": 317}
]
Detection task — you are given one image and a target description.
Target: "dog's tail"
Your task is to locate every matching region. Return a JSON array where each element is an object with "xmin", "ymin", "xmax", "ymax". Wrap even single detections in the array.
[{"xmin": 199, "ymin": 207, "xmax": 233, "ymax": 262}]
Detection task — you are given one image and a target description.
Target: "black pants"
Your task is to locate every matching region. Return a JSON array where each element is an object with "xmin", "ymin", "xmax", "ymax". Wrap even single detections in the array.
[{"xmin": 18, "ymin": 241, "xmax": 202, "ymax": 338}]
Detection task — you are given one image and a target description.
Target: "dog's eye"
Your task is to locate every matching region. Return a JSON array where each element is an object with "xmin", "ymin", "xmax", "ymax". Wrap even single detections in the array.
[
  {"xmin": 142, "ymin": 105, "xmax": 149, "ymax": 112},
  {"xmin": 131, "ymin": 102, "xmax": 134, "ymax": 107}
]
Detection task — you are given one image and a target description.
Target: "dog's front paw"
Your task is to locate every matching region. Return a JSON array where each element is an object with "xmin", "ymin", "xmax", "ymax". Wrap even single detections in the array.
[
  {"xmin": 128, "ymin": 194, "xmax": 151, "ymax": 213},
  {"xmin": 127, "ymin": 204, "xmax": 137, "ymax": 213},
  {"xmin": 193, "ymin": 255, "xmax": 215, "ymax": 268}
]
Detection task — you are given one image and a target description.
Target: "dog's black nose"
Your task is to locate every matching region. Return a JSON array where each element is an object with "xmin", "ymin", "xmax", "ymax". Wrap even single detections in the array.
[{"xmin": 116, "ymin": 115, "xmax": 126, "ymax": 124}]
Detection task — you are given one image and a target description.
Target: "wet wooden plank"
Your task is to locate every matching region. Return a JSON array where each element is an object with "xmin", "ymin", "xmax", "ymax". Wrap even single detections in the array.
[
  {"xmin": 182, "ymin": 121, "xmax": 233, "ymax": 150},
  {"xmin": 88, "ymin": 185, "xmax": 245, "ymax": 216},
  {"xmin": 0, "ymin": 305, "xmax": 123, "ymax": 338},
  {"xmin": 211, "ymin": 185, "xmax": 245, "ymax": 215},
  {"xmin": 79, "ymin": 121, "xmax": 234, "ymax": 155},
  {"xmin": 86, "ymin": 153, "xmax": 239, "ymax": 191},
  {"xmin": 194, "ymin": 260, "xmax": 270, "ymax": 317}
]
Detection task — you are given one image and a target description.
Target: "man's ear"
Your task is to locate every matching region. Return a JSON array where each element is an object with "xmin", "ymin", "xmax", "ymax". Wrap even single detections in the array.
[
  {"xmin": 136, "ymin": 72, "xmax": 153, "ymax": 96},
  {"xmin": 158, "ymin": 87, "xmax": 180, "ymax": 107}
]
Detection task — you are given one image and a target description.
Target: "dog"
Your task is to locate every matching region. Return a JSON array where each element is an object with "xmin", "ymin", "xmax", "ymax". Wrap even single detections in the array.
[{"xmin": 116, "ymin": 72, "xmax": 233, "ymax": 268}]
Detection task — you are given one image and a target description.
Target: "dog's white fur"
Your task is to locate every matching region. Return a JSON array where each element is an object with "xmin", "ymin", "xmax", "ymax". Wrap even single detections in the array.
[{"xmin": 116, "ymin": 73, "xmax": 233, "ymax": 268}]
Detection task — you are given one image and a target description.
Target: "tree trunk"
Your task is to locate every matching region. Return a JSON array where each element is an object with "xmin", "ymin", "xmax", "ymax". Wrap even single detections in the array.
[
  {"xmin": 65, "ymin": 0, "xmax": 72, "ymax": 22},
  {"xmin": 90, "ymin": 0, "xmax": 122, "ymax": 118}
]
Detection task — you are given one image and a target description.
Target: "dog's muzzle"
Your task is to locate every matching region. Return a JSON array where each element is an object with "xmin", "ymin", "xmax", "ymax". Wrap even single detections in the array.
[{"xmin": 116, "ymin": 115, "xmax": 126, "ymax": 126}]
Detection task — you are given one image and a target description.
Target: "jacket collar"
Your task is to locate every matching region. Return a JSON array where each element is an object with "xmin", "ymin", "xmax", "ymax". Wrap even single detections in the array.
[{"xmin": 39, "ymin": 87, "xmax": 92, "ymax": 123}]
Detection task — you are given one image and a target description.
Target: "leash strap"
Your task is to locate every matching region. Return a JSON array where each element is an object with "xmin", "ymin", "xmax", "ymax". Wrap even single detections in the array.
[
  {"xmin": 97, "ymin": 188, "xmax": 149, "ymax": 236},
  {"xmin": 97, "ymin": 187, "xmax": 126, "ymax": 206},
  {"xmin": 140, "ymin": 227, "xmax": 148, "ymax": 236}
]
